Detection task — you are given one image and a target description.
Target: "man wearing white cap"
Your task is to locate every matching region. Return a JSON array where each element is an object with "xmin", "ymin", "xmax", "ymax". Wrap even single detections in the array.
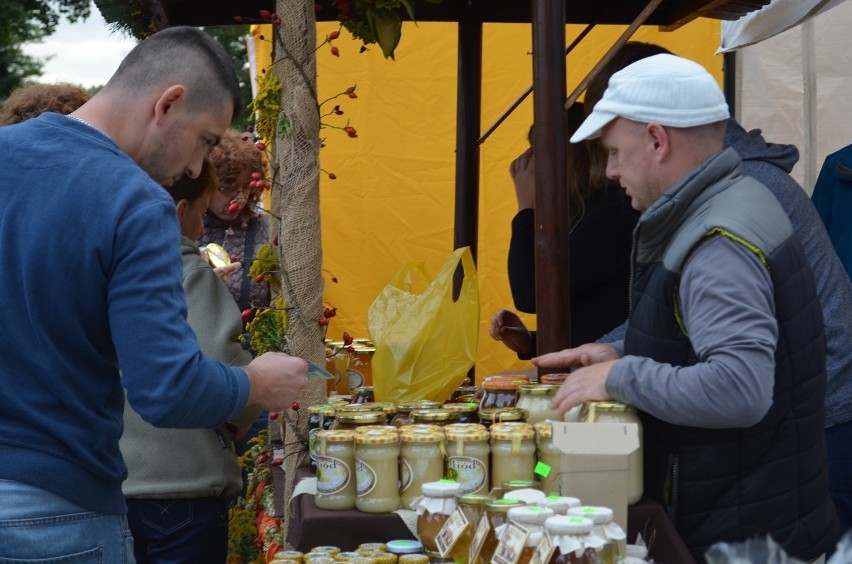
[{"xmin": 535, "ymin": 54, "xmax": 839, "ymax": 561}]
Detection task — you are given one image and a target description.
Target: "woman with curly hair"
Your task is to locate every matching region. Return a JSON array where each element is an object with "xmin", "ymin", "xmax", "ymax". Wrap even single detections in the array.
[{"xmin": 0, "ymin": 83, "xmax": 91, "ymax": 125}]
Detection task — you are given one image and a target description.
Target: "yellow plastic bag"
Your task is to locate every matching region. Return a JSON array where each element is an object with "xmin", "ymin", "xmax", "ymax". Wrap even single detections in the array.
[{"xmin": 367, "ymin": 247, "xmax": 479, "ymax": 403}]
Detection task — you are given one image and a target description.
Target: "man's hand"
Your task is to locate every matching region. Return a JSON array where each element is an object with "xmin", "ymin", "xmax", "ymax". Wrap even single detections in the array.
[
  {"xmin": 490, "ymin": 309, "xmax": 533, "ymax": 356},
  {"xmin": 213, "ymin": 262, "xmax": 241, "ymax": 285},
  {"xmin": 532, "ymin": 343, "xmax": 619, "ymax": 370},
  {"xmin": 243, "ymin": 352, "xmax": 309, "ymax": 411},
  {"xmin": 547, "ymin": 361, "xmax": 616, "ymax": 415}
]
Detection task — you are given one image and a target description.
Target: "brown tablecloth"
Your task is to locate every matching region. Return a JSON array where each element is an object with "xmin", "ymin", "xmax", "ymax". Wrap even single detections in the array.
[{"xmin": 289, "ymin": 467, "xmax": 694, "ymax": 562}]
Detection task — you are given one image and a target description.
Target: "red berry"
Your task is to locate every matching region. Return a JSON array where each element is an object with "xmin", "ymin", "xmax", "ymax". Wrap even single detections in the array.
[
  {"xmin": 259, "ymin": 9, "xmax": 272, "ymax": 19},
  {"xmin": 233, "ymin": 16, "xmax": 244, "ymax": 22},
  {"xmin": 272, "ymin": 237, "xmax": 279, "ymax": 246},
  {"xmin": 328, "ymin": 173, "xmax": 337, "ymax": 180},
  {"xmin": 247, "ymin": 125, "xmax": 254, "ymax": 133},
  {"xmin": 329, "ymin": 30, "xmax": 340, "ymax": 41},
  {"xmin": 254, "ymin": 274, "xmax": 265, "ymax": 283},
  {"xmin": 348, "ymin": 91, "xmax": 358, "ymax": 99},
  {"xmin": 342, "ymin": 332, "xmax": 353, "ymax": 346},
  {"xmin": 345, "ymin": 86, "xmax": 355, "ymax": 93},
  {"xmin": 291, "ymin": 401, "xmax": 301, "ymax": 411},
  {"xmin": 332, "ymin": 276, "xmax": 339, "ymax": 283},
  {"xmin": 318, "ymin": 318, "xmax": 329, "ymax": 326},
  {"xmin": 271, "ymin": 457, "xmax": 284, "ymax": 466},
  {"xmin": 241, "ymin": 308, "xmax": 252, "ymax": 321},
  {"xmin": 347, "ymin": 345, "xmax": 355, "ymax": 353},
  {"xmin": 255, "ymin": 141, "xmax": 266, "ymax": 151},
  {"xmin": 257, "ymin": 455, "xmax": 268, "ymax": 464},
  {"xmin": 328, "ymin": 308, "xmax": 337, "ymax": 318},
  {"xmin": 230, "ymin": 254, "xmax": 239, "ymax": 262},
  {"xmin": 251, "ymin": 171, "xmax": 262, "ymax": 181},
  {"xmin": 344, "ymin": 126, "xmax": 357, "ymax": 138},
  {"xmin": 272, "ymin": 15, "xmax": 282, "ymax": 25},
  {"xmin": 227, "ymin": 202, "xmax": 240, "ymax": 215},
  {"xmin": 269, "ymin": 411, "xmax": 279, "ymax": 420},
  {"xmin": 331, "ymin": 46, "xmax": 340, "ymax": 57},
  {"xmin": 315, "ymin": 3, "xmax": 322, "ymax": 10}
]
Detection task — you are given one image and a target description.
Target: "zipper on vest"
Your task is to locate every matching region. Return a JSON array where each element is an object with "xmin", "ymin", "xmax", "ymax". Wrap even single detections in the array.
[{"xmin": 664, "ymin": 454, "xmax": 680, "ymax": 523}]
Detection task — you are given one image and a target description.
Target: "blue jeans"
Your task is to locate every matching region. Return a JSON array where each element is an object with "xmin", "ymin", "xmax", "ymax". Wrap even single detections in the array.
[
  {"xmin": 0, "ymin": 479, "xmax": 134, "ymax": 562},
  {"xmin": 827, "ymin": 420, "xmax": 852, "ymax": 535},
  {"xmin": 126, "ymin": 497, "xmax": 228, "ymax": 564}
]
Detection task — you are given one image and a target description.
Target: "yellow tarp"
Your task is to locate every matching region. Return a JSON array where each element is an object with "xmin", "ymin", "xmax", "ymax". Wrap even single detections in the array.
[{"xmin": 254, "ymin": 20, "xmax": 724, "ymax": 381}]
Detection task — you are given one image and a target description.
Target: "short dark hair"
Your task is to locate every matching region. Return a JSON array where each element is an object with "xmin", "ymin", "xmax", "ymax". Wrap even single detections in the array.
[
  {"xmin": 106, "ymin": 26, "xmax": 241, "ymax": 122},
  {"xmin": 166, "ymin": 157, "xmax": 218, "ymax": 204},
  {"xmin": 0, "ymin": 83, "xmax": 91, "ymax": 125},
  {"xmin": 584, "ymin": 42, "xmax": 673, "ymax": 115}
]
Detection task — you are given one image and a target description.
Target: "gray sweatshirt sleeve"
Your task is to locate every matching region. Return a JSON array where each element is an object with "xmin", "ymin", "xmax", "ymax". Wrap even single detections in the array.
[{"xmin": 606, "ymin": 236, "xmax": 777, "ymax": 428}]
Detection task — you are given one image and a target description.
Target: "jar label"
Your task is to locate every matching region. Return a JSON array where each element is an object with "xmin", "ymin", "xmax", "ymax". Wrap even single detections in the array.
[
  {"xmin": 400, "ymin": 457, "xmax": 413, "ymax": 492},
  {"xmin": 468, "ymin": 514, "xmax": 490, "ymax": 563},
  {"xmin": 316, "ymin": 456, "xmax": 350, "ymax": 494},
  {"xmin": 447, "ymin": 456, "xmax": 487, "ymax": 494},
  {"xmin": 435, "ymin": 506, "xmax": 469, "ymax": 557},
  {"xmin": 529, "ymin": 530, "xmax": 555, "ymax": 564},
  {"xmin": 355, "ymin": 457, "xmax": 377, "ymax": 496},
  {"xmin": 492, "ymin": 522, "xmax": 529, "ymax": 564},
  {"xmin": 308, "ymin": 427, "xmax": 321, "ymax": 462}
]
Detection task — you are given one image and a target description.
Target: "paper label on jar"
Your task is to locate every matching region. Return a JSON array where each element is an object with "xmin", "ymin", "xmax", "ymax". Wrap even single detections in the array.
[
  {"xmin": 355, "ymin": 457, "xmax": 377, "ymax": 496},
  {"xmin": 316, "ymin": 456, "xmax": 350, "ymax": 494},
  {"xmin": 448, "ymin": 456, "xmax": 487, "ymax": 494},
  {"xmin": 435, "ymin": 507, "xmax": 469, "ymax": 556},
  {"xmin": 308, "ymin": 427, "xmax": 321, "ymax": 462},
  {"xmin": 400, "ymin": 457, "xmax": 413, "ymax": 492},
  {"xmin": 469, "ymin": 514, "xmax": 491, "ymax": 563},
  {"xmin": 491, "ymin": 522, "xmax": 529, "ymax": 564},
  {"xmin": 529, "ymin": 530, "xmax": 555, "ymax": 564}
]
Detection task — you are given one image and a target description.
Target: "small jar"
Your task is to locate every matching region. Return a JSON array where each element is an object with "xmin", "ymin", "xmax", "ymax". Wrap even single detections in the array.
[
  {"xmin": 479, "ymin": 376, "xmax": 527, "ymax": 410},
  {"xmin": 444, "ymin": 423, "xmax": 490, "ymax": 495},
  {"xmin": 506, "ymin": 506, "xmax": 555, "ymax": 562},
  {"xmin": 516, "ymin": 384, "xmax": 560, "ymax": 425},
  {"xmin": 479, "ymin": 499, "xmax": 526, "ymax": 563},
  {"xmin": 534, "ymin": 421, "xmax": 562, "ymax": 495},
  {"xmin": 315, "ymin": 429, "xmax": 357, "ymax": 510},
  {"xmin": 359, "ymin": 551, "xmax": 396, "ymax": 564},
  {"xmin": 449, "ymin": 493, "xmax": 491, "ymax": 564},
  {"xmin": 412, "ymin": 481, "xmax": 462, "ymax": 553},
  {"xmin": 391, "ymin": 401, "xmax": 442, "ymax": 427},
  {"xmin": 271, "ymin": 550, "xmax": 304, "ymax": 562},
  {"xmin": 399, "ymin": 426, "xmax": 446, "ymax": 510},
  {"xmin": 542, "ymin": 495, "xmax": 581, "ymax": 515},
  {"xmin": 358, "ymin": 402, "xmax": 398, "ymax": 425},
  {"xmin": 441, "ymin": 402, "xmax": 480, "ymax": 424},
  {"xmin": 490, "ymin": 423, "xmax": 536, "ymax": 488},
  {"xmin": 451, "ymin": 385, "xmax": 479, "ymax": 402},
  {"xmin": 352, "ymin": 386, "xmax": 375, "ymax": 404},
  {"xmin": 357, "ymin": 543, "xmax": 387, "ymax": 553},
  {"xmin": 410, "ymin": 408, "xmax": 460, "ymax": 427},
  {"xmin": 478, "ymin": 407, "xmax": 527, "ymax": 430},
  {"xmin": 354, "ymin": 427, "xmax": 401, "ymax": 513},
  {"xmin": 335, "ymin": 410, "xmax": 387, "ymax": 431},
  {"xmin": 397, "ymin": 556, "xmax": 428, "ymax": 564},
  {"xmin": 566, "ymin": 506, "xmax": 626, "ymax": 564},
  {"xmin": 545, "ymin": 515, "xmax": 606, "ymax": 564},
  {"xmin": 580, "ymin": 401, "xmax": 643, "ymax": 504},
  {"xmin": 539, "ymin": 373, "xmax": 568, "ymax": 386},
  {"xmin": 305, "ymin": 555, "xmax": 336, "ymax": 564},
  {"xmin": 310, "ymin": 546, "xmax": 341, "ymax": 557},
  {"xmin": 309, "ymin": 403, "xmax": 339, "ymax": 472}
]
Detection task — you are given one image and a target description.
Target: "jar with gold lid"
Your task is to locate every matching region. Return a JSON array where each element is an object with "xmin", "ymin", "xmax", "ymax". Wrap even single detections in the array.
[
  {"xmin": 490, "ymin": 422, "xmax": 536, "ymax": 488},
  {"xmin": 449, "ymin": 493, "xmax": 491, "ymax": 563},
  {"xmin": 580, "ymin": 401, "xmax": 643, "ymax": 504},
  {"xmin": 410, "ymin": 408, "xmax": 460, "ymax": 427},
  {"xmin": 444, "ymin": 423, "xmax": 490, "ymax": 495},
  {"xmin": 566, "ymin": 506, "xmax": 626, "ymax": 564},
  {"xmin": 304, "ymin": 555, "xmax": 335, "ymax": 564},
  {"xmin": 357, "ymin": 551, "xmax": 396, "ymax": 564},
  {"xmin": 450, "ymin": 385, "xmax": 479, "ymax": 403},
  {"xmin": 352, "ymin": 386, "xmax": 375, "ymax": 404},
  {"xmin": 354, "ymin": 427, "xmax": 401, "ymax": 513},
  {"xmin": 310, "ymin": 546, "xmax": 341, "ymax": 557},
  {"xmin": 356, "ymin": 402, "xmax": 398, "ymax": 425},
  {"xmin": 399, "ymin": 426, "xmax": 446, "ymax": 510},
  {"xmin": 309, "ymin": 403, "xmax": 339, "ymax": 472},
  {"xmin": 516, "ymin": 384, "xmax": 560, "ymax": 425},
  {"xmin": 478, "ymin": 407, "xmax": 527, "ymax": 430},
  {"xmin": 533, "ymin": 421, "xmax": 562, "ymax": 495},
  {"xmin": 397, "ymin": 556, "xmax": 428, "ymax": 564},
  {"xmin": 479, "ymin": 375, "xmax": 529, "ymax": 411},
  {"xmin": 544, "ymin": 515, "xmax": 606, "ymax": 564},
  {"xmin": 357, "ymin": 543, "xmax": 387, "ymax": 553},
  {"xmin": 441, "ymin": 402, "xmax": 480, "ymax": 424},
  {"xmin": 315, "ymin": 429, "xmax": 357, "ymax": 510},
  {"xmin": 478, "ymin": 498, "xmax": 526, "ymax": 563},
  {"xmin": 335, "ymin": 410, "xmax": 387, "ymax": 431},
  {"xmin": 390, "ymin": 400, "xmax": 441, "ymax": 427},
  {"xmin": 507, "ymin": 505, "xmax": 555, "ymax": 563},
  {"xmin": 271, "ymin": 549, "xmax": 304, "ymax": 562},
  {"xmin": 412, "ymin": 480, "xmax": 462, "ymax": 554}
]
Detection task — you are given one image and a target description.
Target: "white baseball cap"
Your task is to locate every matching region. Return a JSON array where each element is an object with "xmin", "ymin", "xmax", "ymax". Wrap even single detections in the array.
[{"xmin": 571, "ymin": 53, "xmax": 730, "ymax": 143}]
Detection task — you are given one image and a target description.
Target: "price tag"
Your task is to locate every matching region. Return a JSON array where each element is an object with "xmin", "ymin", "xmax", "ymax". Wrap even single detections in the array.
[
  {"xmin": 491, "ymin": 522, "xmax": 529, "ymax": 564},
  {"xmin": 529, "ymin": 530, "xmax": 555, "ymax": 564},
  {"xmin": 435, "ymin": 507, "xmax": 469, "ymax": 556},
  {"xmin": 469, "ymin": 513, "xmax": 490, "ymax": 563}
]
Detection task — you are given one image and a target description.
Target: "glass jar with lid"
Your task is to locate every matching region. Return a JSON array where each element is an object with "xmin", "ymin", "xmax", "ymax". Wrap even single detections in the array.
[
  {"xmin": 542, "ymin": 495, "xmax": 581, "ymax": 515},
  {"xmin": 441, "ymin": 402, "xmax": 480, "ymax": 424},
  {"xmin": 478, "ymin": 498, "xmax": 526, "ymax": 563},
  {"xmin": 533, "ymin": 421, "xmax": 562, "ymax": 495},
  {"xmin": 309, "ymin": 545, "xmax": 341, "ymax": 557},
  {"xmin": 516, "ymin": 384, "xmax": 560, "ymax": 425},
  {"xmin": 309, "ymin": 403, "xmax": 339, "ymax": 472},
  {"xmin": 502, "ymin": 483, "xmax": 545, "ymax": 506},
  {"xmin": 444, "ymin": 423, "xmax": 490, "ymax": 495},
  {"xmin": 544, "ymin": 515, "xmax": 606, "ymax": 564},
  {"xmin": 450, "ymin": 385, "xmax": 479, "ymax": 403},
  {"xmin": 566, "ymin": 506, "xmax": 626, "ymax": 564},
  {"xmin": 390, "ymin": 400, "xmax": 442, "ymax": 427},
  {"xmin": 449, "ymin": 493, "xmax": 491, "ymax": 563},
  {"xmin": 506, "ymin": 506, "xmax": 555, "ymax": 563},
  {"xmin": 335, "ymin": 410, "xmax": 387, "ymax": 431},
  {"xmin": 399, "ymin": 426, "xmax": 446, "ymax": 510},
  {"xmin": 479, "ymin": 375, "xmax": 528, "ymax": 410},
  {"xmin": 397, "ymin": 556, "xmax": 428, "ymax": 564},
  {"xmin": 490, "ymin": 422, "xmax": 536, "ymax": 488},
  {"xmin": 539, "ymin": 373, "xmax": 568, "ymax": 386},
  {"xmin": 410, "ymin": 408, "xmax": 460, "ymax": 427},
  {"xmin": 354, "ymin": 427, "xmax": 401, "ymax": 513},
  {"xmin": 478, "ymin": 407, "xmax": 527, "ymax": 430},
  {"xmin": 357, "ymin": 401, "xmax": 398, "ymax": 425},
  {"xmin": 315, "ymin": 429, "xmax": 357, "ymax": 510},
  {"xmin": 412, "ymin": 480, "xmax": 462, "ymax": 553},
  {"xmin": 580, "ymin": 401, "xmax": 643, "ymax": 504},
  {"xmin": 352, "ymin": 386, "xmax": 375, "ymax": 404}
]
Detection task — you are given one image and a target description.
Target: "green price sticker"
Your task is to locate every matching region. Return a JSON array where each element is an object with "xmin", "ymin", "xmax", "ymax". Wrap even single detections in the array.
[{"xmin": 534, "ymin": 461, "xmax": 551, "ymax": 478}]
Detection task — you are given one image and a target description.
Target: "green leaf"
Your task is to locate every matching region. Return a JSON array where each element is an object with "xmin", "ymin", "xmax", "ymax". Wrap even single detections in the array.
[
  {"xmin": 398, "ymin": 0, "xmax": 416, "ymax": 20},
  {"xmin": 277, "ymin": 111, "xmax": 292, "ymax": 139},
  {"xmin": 366, "ymin": 7, "xmax": 402, "ymax": 59}
]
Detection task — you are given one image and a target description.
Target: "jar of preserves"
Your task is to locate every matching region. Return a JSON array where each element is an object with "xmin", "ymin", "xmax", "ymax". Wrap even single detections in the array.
[
  {"xmin": 441, "ymin": 402, "xmax": 480, "ymax": 424},
  {"xmin": 580, "ymin": 401, "xmax": 643, "ymax": 504},
  {"xmin": 450, "ymin": 385, "xmax": 479, "ymax": 403},
  {"xmin": 533, "ymin": 421, "xmax": 562, "ymax": 495},
  {"xmin": 449, "ymin": 493, "xmax": 491, "ymax": 563},
  {"xmin": 516, "ymin": 384, "xmax": 560, "ymax": 425},
  {"xmin": 478, "ymin": 499, "xmax": 526, "ymax": 563},
  {"xmin": 309, "ymin": 546, "xmax": 341, "ymax": 557},
  {"xmin": 315, "ymin": 429, "xmax": 357, "ymax": 510},
  {"xmin": 400, "ymin": 426, "xmax": 446, "ymax": 510},
  {"xmin": 412, "ymin": 480, "xmax": 462, "ymax": 553},
  {"xmin": 490, "ymin": 422, "xmax": 536, "ymax": 488},
  {"xmin": 352, "ymin": 386, "xmax": 375, "ymax": 404},
  {"xmin": 358, "ymin": 551, "xmax": 396, "ymax": 564},
  {"xmin": 501, "ymin": 484, "xmax": 545, "ymax": 506},
  {"xmin": 397, "ymin": 556, "xmax": 428, "ymax": 564},
  {"xmin": 506, "ymin": 506, "xmax": 555, "ymax": 563},
  {"xmin": 348, "ymin": 343, "xmax": 375, "ymax": 389},
  {"xmin": 444, "ymin": 423, "xmax": 490, "ymax": 495},
  {"xmin": 566, "ymin": 506, "xmax": 626, "ymax": 564},
  {"xmin": 304, "ymin": 554, "xmax": 335, "ymax": 564},
  {"xmin": 309, "ymin": 403, "xmax": 339, "ymax": 472},
  {"xmin": 544, "ymin": 515, "xmax": 606, "ymax": 564},
  {"xmin": 479, "ymin": 376, "xmax": 527, "ymax": 410},
  {"xmin": 542, "ymin": 495, "xmax": 581, "ymax": 515},
  {"xmin": 357, "ymin": 402, "xmax": 398, "ymax": 424},
  {"xmin": 390, "ymin": 401, "xmax": 442, "ymax": 427},
  {"xmin": 335, "ymin": 410, "xmax": 387, "ymax": 431},
  {"xmin": 539, "ymin": 373, "xmax": 568, "ymax": 386},
  {"xmin": 354, "ymin": 427, "xmax": 401, "ymax": 513},
  {"xmin": 477, "ymin": 407, "xmax": 527, "ymax": 430},
  {"xmin": 357, "ymin": 543, "xmax": 387, "ymax": 553},
  {"xmin": 410, "ymin": 408, "xmax": 460, "ymax": 427}
]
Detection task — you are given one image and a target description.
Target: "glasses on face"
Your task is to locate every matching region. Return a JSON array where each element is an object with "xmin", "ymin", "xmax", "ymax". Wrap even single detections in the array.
[{"xmin": 218, "ymin": 184, "xmax": 251, "ymax": 200}]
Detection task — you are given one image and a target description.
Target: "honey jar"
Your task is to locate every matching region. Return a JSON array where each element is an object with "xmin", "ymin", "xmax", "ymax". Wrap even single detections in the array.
[
  {"xmin": 441, "ymin": 402, "xmax": 480, "ymax": 424},
  {"xmin": 544, "ymin": 515, "xmax": 606, "ymax": 563},
  {"xmin": 444, "ymin": 423, "xmax": 490, "ymax": 495},
  {"xmin": 410, "ymin": 408, "xmax": 460, "ymax": 427},
  {"xmin": 399, "ymin": 426, "xmax": 446, "ymax": 510},
  {"xmin": 390, "ymin": 401, "xmax": 442, "ymax": 427},
  {"xmin": 534, "ymin": 421, "xmax": 562, "ymax": 495},
  {"xmin": 315, "ymin": 430, "xmax": 356, "ymax": 511},
  {"xmin": 489, "ymin": 422, "xmax": 536, "ymax": 488},
  {"xmin": 478, "ymin": 499, "xmax": 525, "ymax": 563},
  {"xmin": 448, "ymin": 493, "xmax": 491, "ymax": 563},
  {"xmin": 412, "ymin": 480, "xmax": 462, "ymax": 554},
  {"xmin": 566, "ymin": 506, "xmax": 626, "ymax": 564},
  {"xmin": 479, "ymin": 375, "xmax": 528, "ymax": 410},
  {"xmin": 477, "ymin": 407, "xmax": 527, "ymax": 430},
  {"xmin": 354, "ymin": 427, "xmax": 401, "ymax": 513},
  {"xmin": 515, "ymin": 384, "xmax": 560, "ymax": 425},
  {"xmin": 506, "ymin": 505, "xmax": 555, "ymax": 562}
]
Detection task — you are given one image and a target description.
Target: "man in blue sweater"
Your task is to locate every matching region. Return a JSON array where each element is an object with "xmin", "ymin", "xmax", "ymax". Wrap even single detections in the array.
[{"xmin": 0, "ymin": 27, "xmax": 307, "ymax": 560}]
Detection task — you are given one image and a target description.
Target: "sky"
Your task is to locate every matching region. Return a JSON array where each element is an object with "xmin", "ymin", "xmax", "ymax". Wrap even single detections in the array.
[{"xmin": 21, "ymin": 3, "xmax": 137, "ymax": 88}]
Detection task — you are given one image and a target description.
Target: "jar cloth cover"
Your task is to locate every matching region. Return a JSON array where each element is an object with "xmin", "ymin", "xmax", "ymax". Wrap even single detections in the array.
[{"xmin": 367, "ymin": 247, "xmax": 479, "ymax": 403}]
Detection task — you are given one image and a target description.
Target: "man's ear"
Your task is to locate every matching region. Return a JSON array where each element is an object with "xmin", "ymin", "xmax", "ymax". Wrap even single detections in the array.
[
  {"xmin": 646, "ymin": 123, "xmax": 670, "ymax": 159},
  {"xmin": 153, "ymin": 85, "xmax": 186, "ymax": 124},
  {"xmin": 175, "ymin": 198, "xmax": 189, "ymax": 222}
]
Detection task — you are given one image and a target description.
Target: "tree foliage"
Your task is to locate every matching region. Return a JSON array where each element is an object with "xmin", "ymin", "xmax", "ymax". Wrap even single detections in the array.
[{"xmin": 203, "ymin": 25, "xmax": 253, "ymax": 131}]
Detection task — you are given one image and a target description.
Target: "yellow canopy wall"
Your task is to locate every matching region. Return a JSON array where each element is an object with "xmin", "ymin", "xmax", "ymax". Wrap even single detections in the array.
[{"xmin": 254, "ymin": 20, "xmax": 724, "ymax": 382}]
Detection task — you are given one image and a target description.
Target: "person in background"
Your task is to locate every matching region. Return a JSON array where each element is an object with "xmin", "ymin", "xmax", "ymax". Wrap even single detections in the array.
[
  {"xmin": 536, "ymin": 53, "xmax": 838, "ymax": 561},
  {"xmin": 0, "ymin": 82, "xmax": 91, "ymax": 125},
  {"xmin": 0, "ymin": 26, "xmax": 307, "ymax": 560},
  {"xmin": 811, "ymin": 144, "xmax": 852, "ymax": 280},
  {"xmin": 588, "ymin": 41, "xmax": 852, "ymax": 537},
  {"xmin": 489, "ymin": 102, "xmax": 638, "ymax": 357}
]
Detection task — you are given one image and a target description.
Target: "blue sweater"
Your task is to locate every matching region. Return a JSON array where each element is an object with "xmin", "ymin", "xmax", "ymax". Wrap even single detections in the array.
[
  {"xmin": 812, "ymin": 143, "xmax": 852, "ymax": 280},
  {"xmin": 0, "ymin": 114, "xmax": 250, "ymax": 515}
]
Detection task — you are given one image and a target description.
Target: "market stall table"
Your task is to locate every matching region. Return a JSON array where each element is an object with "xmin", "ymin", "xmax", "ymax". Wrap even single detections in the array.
[{"xmin": 288, "ymin": 467, "xmax": 695, "ymax": 562}]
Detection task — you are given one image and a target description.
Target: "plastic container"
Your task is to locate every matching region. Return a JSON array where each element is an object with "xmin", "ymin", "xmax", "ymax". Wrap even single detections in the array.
[
  {"xmin": 490, "ymin": 422, "xmax": 536, "ymax": 488},
  {"xmin": 412, "ymin": 480, "xmax": 462, "ymax": 553},
  {"xmin": 580, "ymin": 401, "xmax": 643, "ymax": 504},
  {"xmin": 386, "ymin": 540, "xmax": 424, "ymax": 555},
  {"xmin": 354, "ymin": 427, "xmax": 401, "ymax": 513},
  {"xmin": 399, "ymin": 426, "xmax": 446, "ymax": 510},
  {"xmin": 444, "ymin": 423, "xmax": 490, "ymax": 495},
  {"xmin": 515, "ymin": 384, "xmax": 560, "ymax": 425},
  {"xmin": 315, "ymin": 429, "xmax": 357, "ymax": 510}
]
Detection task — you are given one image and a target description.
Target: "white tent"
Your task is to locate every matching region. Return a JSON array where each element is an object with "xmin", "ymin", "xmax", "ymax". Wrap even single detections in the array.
[{"xmin": 720, "ymin": 0, "xmax": 852, "ymax": 190}]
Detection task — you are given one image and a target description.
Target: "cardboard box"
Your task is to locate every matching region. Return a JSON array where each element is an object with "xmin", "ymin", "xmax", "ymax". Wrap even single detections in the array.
[{"xmin": 551, "ymin": 422, "xmax": 640, "ymax": 528}]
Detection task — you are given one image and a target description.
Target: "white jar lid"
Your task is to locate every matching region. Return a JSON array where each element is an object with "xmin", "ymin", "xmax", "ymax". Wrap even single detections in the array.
[
  {"xmin": 544, "ymin": 515, "xmax": 594, "ymax": 535},
  {"xmin": 567, "ymin": 506, "xmax": 614, "ymax": 524},
  {"xmin": 503, "ymin": 488, "xmax": 546, "ymax": 506},
  {"xmin": 421, "ymin": 480, "xmax": 462, "ymax": 497},
  {"xmin": 386, "ymin": 539, "xmax": 424, "ymax": 554},
  {"xmin": 542, "ymin": 495, "xmax": 582, "ymax": 514},
  {"xmin": 507, "ymin": 505, "xmax": 555, "ymax": 525}
]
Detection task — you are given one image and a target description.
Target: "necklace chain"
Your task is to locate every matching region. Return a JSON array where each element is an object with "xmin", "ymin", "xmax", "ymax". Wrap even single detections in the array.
[{"xmin": 68, "ymin": 115, "xmax": 111, "ymax": 140}]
